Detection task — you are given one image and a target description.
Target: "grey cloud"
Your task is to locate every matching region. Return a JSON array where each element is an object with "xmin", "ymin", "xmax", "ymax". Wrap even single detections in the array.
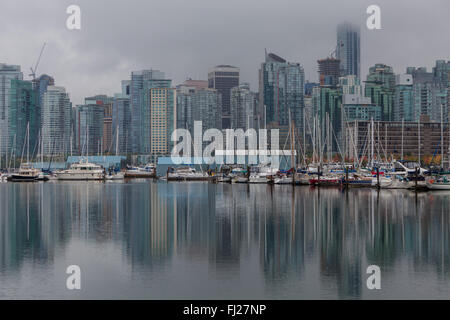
[{"xmin": 1, "ymin": 0, "xmax": 449, "ymax": 105}]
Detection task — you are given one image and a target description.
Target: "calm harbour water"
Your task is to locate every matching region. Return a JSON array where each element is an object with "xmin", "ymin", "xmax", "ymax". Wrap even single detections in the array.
[{"xmin": 0, "ymin": 180, "xmax": 449, "ymax": 300}]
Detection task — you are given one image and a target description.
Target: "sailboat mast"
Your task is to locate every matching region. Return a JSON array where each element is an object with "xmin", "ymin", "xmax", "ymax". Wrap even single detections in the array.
[
  {"xmin": 27, "ymin": 122, "xmax": 30, "ymax": 163},
  {"xmin": 418, "ymin": 116, "xmax": 421, "ymax": 166},
  {"xmin": 116, "ymin": 124, "xmax": 119, "ymax": 156},
  {"xmin": 441, "ymin": 103, "xmax": 444, "ymax": 169},
  {"xmin": 401, "ymin": 118, "xmax": 404, "ymax": 161}
]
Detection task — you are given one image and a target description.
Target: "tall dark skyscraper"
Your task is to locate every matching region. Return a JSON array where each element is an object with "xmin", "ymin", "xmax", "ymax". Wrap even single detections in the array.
[
  {"xmin": 336, "ymin": 22, "xmax": 360, "ymax": 79},
  {"xmin": 208, "ymin": 65, "xmax": 240, "ymax": 129}
]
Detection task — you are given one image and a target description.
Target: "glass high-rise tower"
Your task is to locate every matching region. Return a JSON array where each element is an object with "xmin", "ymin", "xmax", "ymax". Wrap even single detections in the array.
[
  {"xmin": 0, "ymin": 63, "xmax": 23, "ymax": 158},
  {"xmin": 337, "ymin": 22, "xmax": 361, "ymax": 79},
  {"xmin": 41, "ymin": 86, "xmax": 71, "ymax": 156},
  {"xmin": 259, "ymin": 52, "xmax": 305, "ymax": 131}
]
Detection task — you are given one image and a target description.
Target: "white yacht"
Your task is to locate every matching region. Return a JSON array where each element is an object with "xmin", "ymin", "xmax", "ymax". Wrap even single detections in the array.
[
  {"xmin": 124, "ymin": 164, "xmax": 157, "ymax": 178},
  {"xmin": 248, "ymin": 164, "xmax": 278, "ymax": 184},
  {"xmin": 165, "ymin": 167, "xmax": 211, "ymax": 181},
  {"xmin": 274, "ymin": 175, "xmax": 294, "ymax": 184},
  {"xmin": 57, "ymin": 160, "xmax": 104, "ymax": 181}
]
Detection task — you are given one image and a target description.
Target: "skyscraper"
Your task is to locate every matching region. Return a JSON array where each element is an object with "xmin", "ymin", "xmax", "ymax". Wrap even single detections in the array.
[
  {"xmin": 32, "ymin": 74, "xmax": 54, "ymax": 113},
  {"xmin": 112, "ymin": 93, "xmax": 131, "ymax": 155},
  {"xmin": 41, "ymin": 86, "xmax": 71, "ymax": 156},
  {"xmin": 148, "ymin": 87, "xmax": 176, "ymax": 161},
  {"xmin": 394, "ymin": 74, "xmax": 414, "ymax": 121},
  {"xmin": 0, "ymin": 63, "xmax": 23, "ymax": 157},
  {"xmin": 230, "ymin": 83, "xmax": 258, "ymax": 131},
  {"xmin": 177, "ymin": 84, "xmax": 222, "ymax": 133},
  {"xmin": 259, "ymin": 52, "xmax": 305, "ymax": 131},
  {"xmin": 208, "ymin": 65, "xmax": 240, "ymax": 129},
  {"xmin": 365, "ymin": 64, "xmax": 395, "ymax": 121},
  {"xmin": 8, "ymin": 79, "xmax": 39, "ymax": 158},
  {"xmin": 74, "ymin": 104, "xmax": 105, "ymax": 155},
  {"xmin": 129, "ymin": 69, "xmax": 165, "ymax": 154},
  {"xmin": 143, "ymin": 78, "xmax": 173, "ymax": 155},
  {"xmin": 433, "ymin": 60, "xmax": 450, "ymax": 88},
  {"xmin": 85, "ymin": 95, "xmax": 114, "ymax": 153},
  {"xmin": 407, "ymin": 65, "xmax": 448, "ymax": 123},
  {"xmin": 336, "ymin": 22, "xmax": 360, "ymax": 78}
]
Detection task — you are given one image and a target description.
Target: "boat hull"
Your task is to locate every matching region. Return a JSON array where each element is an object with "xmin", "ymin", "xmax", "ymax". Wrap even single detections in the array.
[
  {"xmin": 57, "ymin": 173, "xmax": 104, "ymax": 181},
  {"xmin": 124, "ymin": 172, "xmax": 157, "ymax": 178},
  {"xmin": 8, "ymin": 175, "xmax": 38, "ymax": 182},
  {"xmin": 248, "ymin": 176, "xmax": 268, "ymax": 184},
  {"xmin": 426, "ymin": 182, "xmax": 450, "ymax": 190}
]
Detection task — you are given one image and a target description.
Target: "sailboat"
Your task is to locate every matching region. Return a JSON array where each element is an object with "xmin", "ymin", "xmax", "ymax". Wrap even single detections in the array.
[
  {"xmin": 106, "ymin": 125, "xmax": 125, "ymax": 180},
  {"xmin": 9, "ymin": 123, "xmax": 41, "ymax": 182}
]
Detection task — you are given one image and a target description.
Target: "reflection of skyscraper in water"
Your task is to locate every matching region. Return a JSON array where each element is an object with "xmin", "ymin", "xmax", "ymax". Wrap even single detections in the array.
[
  {"xmin": 175, "ymin": 183, "xmax": 216, "ymax": 257},
  {"xmin": 0, "ymin": 183, "xmax": 72, "ymax": 272},
  {"xmin": 259, "ymin": 187, "xmax": 305, "ymax": 282},
  {"xmin": 317, "ymin": 188, "xmax": 364, "ymax": 298},
  {"xmin": 125, "ymin": 182, "xmax": 176, "ymax": 267}
]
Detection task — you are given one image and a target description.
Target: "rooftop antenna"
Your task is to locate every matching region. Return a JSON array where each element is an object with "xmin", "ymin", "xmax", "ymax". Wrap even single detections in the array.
[{"xmin": 29, "ymin": 42, "xmax": 47, "ymax": 80}]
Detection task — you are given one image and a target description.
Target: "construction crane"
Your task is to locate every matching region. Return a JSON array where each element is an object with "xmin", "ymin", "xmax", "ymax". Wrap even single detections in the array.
[
  {"xmin": 329, "ymin": 40, "xmax": 343, "ymax": 59},
  {"xmin": 29, "ymin": 42, "xmax": 47, "ymax": 80}
]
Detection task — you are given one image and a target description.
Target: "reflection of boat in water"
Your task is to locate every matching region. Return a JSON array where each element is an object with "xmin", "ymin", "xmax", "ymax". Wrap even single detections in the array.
[
  {"xmin": 57, "ymin": 160, "xmax": 104, "ymax": 181},
  {"xmin": 426, "ymin": 176, "xmax": 450, "ymax": 190},
  {"xmin": 9, "ymin": 163, "xmax": 40, "ymax": 182},
  {"xmin": 124, "ymin": 164, "xmax": 156, "ymax": 178}
]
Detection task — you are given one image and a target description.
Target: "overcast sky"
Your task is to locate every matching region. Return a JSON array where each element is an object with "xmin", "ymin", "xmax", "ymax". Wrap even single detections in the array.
[{"xmin": 1, "ymin": 0, "xmax": 449, "ymax": 105}]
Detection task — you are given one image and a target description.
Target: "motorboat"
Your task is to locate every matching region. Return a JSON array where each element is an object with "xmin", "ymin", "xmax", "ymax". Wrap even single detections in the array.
[
  {"xmin": 217, "ymin": 175, "xmax": 231, "ymax": 183},
  {"xmin": 57, "ymin": 160, "xmax": 104, "ymax": 181},
  {"xmin": 371, "ymin": 176, "xmax": 393, "ymax": 188},
  {"xmin": 164, "ymin": 167, "xmax": 212, "ymax": 181},
  {"xmin": 9, "ymin": 163, "xmax": 40, "ymax": 182},
  {"xmin": 378, "ymin": 176, "xmax": 412, "ymax": 189},
  {"xmin": 426, "ymin": 176, "xmax": 450, "ymax": 190},
  {"xmin": 248, "ymin": 164, "xmax": 277, "ymax": 184},
  {"xmin": 274, "ymin": 175, "xmax": 294, "ymax": 185},
  {"xmin": 124, "ymin": 164, "xmax": 157, "ymax": 178},
  {"xmin": 309, "ymin": 175, "xmax": 342, "ymax": 187},
  {"xmin": 105, "ymin": 171, "xmax": 125, "ymax": 180}
]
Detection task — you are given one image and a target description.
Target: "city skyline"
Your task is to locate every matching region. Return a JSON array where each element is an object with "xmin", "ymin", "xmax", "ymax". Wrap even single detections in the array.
[{"xmin": 1, "ymin": 0, "xmax": 449, "ymax": 105}]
